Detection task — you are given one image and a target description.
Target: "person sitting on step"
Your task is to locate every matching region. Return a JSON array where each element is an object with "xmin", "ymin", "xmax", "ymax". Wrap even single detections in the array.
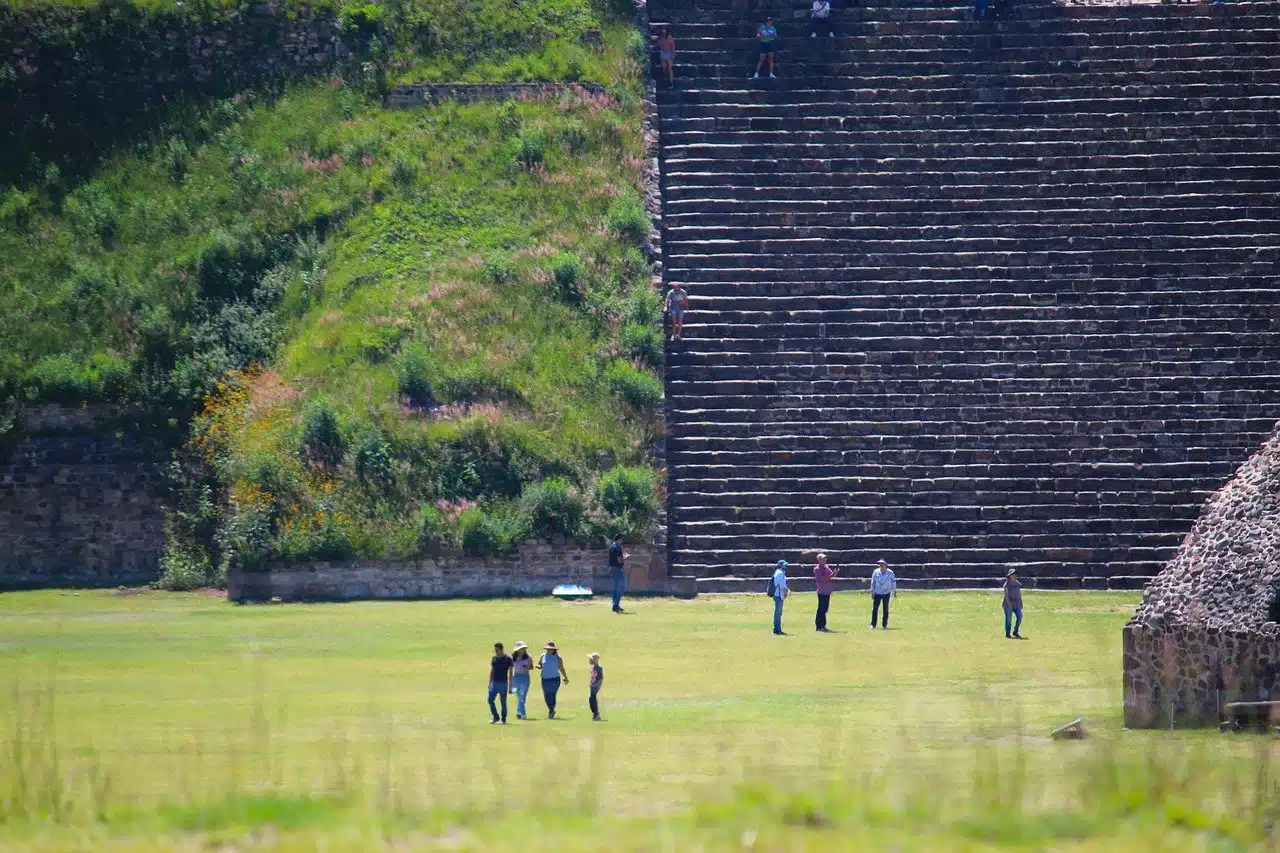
[
  {"xmin": 810, "ymin": 0, "xmax": 834, "ymax": 39},
  {"xmin": 753, "ymin": 17, "xmax": 778, "ymax": 79}
]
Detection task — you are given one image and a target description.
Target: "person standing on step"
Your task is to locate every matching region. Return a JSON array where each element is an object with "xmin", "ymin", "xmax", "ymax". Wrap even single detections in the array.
[
  {"xmin": 769, "ymin": 559, "xmax": 790, "ymax": 634},
  {"xmin": 753, "ymin": 16, "xmax": 778, "ymax": 80},
  {"xmin": 609, "ymin": 534, "xmax": 629, "ymax": 612},
  {"xmin": 814, "ymin": 552, "xmax": 837, "ymax": 631},
  {"xmin": 665, "ymin": 282, "xmax": 689, "ymax": 341},
  {"xmin": 488, "ymin": 642, "xmax": 514, "ymax": 724},
  {"xmin": 810, "ymin": 0, "xmax": 834, "ymax": 39},
  {"xmin": 587, "ymin": 652, "xmax": 604, "ymax": 721},
  {"xmin": 657, "ymin": 26, "xmax": 676, "ymax": 86},
  {"xmin": 538, "ymin": 642, "xmax": 569, "ymax": 718},
  {"xmin": 869, "ymin": 558, "xmax": 896, "ymax": 629},
  {"xmin": 1003, "ymin": 569, "xmax": 1024, "ymax": 639}
]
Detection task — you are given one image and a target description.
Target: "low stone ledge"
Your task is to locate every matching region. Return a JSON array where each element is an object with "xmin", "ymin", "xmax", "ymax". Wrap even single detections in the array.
[
  {"xmin": 228, "ymin": 540, "xmax": 681, "ymax": 603},
  {"xmin": 386, "ymin": 82, "xmax": 607, "ymax": 109}
]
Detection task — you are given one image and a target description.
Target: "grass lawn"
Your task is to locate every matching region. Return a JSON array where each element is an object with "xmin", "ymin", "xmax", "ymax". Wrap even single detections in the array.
[{"xmin": 0, "ymin": 589, "xmax": 1272, "ymax": 851}]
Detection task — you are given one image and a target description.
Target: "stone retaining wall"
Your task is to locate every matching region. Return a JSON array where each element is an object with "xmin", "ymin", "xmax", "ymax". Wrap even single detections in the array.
[
  {"xmin": 384, "ymin": 82, "xmax": 607, "ymax": 108},
  {"xmin": 0, "ymin": 406, "xmax": 168, "ymax": 588},
  {"xmin": 1, "ymin": 6, "xmax": 346, "ymax": 91},
  {"xmin": 229, "ymin": 541, "xmax": 693, "ymax": 602},
  {"xmin": 1123, "ymin": 623, "xmax": 1280, "ymax": 728}
]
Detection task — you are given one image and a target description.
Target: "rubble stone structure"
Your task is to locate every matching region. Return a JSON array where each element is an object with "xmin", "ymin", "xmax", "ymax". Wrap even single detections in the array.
[
  {"xmin": 652, "ymin": 0, "xmax": 1280, "ymax": 585},
  {"xmin": 1123, "ymin": 425, "xmax": 1280, "ymax": 728}
]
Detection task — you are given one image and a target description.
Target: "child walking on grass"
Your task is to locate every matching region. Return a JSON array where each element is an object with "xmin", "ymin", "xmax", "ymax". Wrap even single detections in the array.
[{"xmin": 588, "ymin": 653, "xmax": 604, "ymax": 721}]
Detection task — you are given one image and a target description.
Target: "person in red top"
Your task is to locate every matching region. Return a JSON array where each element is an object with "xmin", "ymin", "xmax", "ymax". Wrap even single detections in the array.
[{"xmin": 813, "ymin": 552, "xmax": 837, "ymax": 632}]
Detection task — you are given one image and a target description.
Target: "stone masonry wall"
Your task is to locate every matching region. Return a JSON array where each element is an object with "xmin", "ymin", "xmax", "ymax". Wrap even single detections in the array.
[
  {"xmin": 0, "ymin": 3, "xmax": 350, "ymax": 180},
  {"xmin": 0, "ymin": 406, "xmax": 168, "ymax": 588},
  {"xmin": 1, "ymin": 5, "xmax": 346, "ymax": 99},
  {"xmin": 1123, "ymin": 624, "xmax": 1280, "ymax": 728},
  {"xmin": 1123, "ymin": 423, "xmax": 1280, "ymax": 728},
  {"xmin": 385, "ymin": 82, "xmax": 606, "ymax": 108},
  {"xmin": 229, "ymin": 541, "xmax": 694, "ymax": 602}
]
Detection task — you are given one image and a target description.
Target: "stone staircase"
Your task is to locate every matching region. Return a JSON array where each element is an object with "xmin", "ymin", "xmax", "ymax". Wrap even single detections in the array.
[{"xmin": 652, "ymin": 0, "xmax": 1280, "ymax": 587}]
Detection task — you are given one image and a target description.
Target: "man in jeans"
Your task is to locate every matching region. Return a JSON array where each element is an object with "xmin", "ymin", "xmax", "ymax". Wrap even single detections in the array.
[
  {"xmin": 870, "ymin": 558, "xmax": 896, "ymax": 629},
  {"xmin": 487, "ymin": 642, "xmax": 513, "ymax": 724},
  {"xmin": 814, "ymin": 552, "xmax": 837, "ymax": 631},
  {"xmin": 609, "ymin": 534, "xmax": 629, "ymax": 612},
  {"xmin": 771, "ymin": 559, "xmax": 790, "ymax": 635}
]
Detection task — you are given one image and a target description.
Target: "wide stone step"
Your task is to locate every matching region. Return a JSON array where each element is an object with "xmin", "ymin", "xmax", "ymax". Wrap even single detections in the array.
[
  {"xmin": 662, "ymin": 100, "xmax": 1280, "ymax": 120},
  {"xmin": 660, "ymin": 295, "xmax": 1280, "ymax": 315},
  {"xmin": 669, "ymin": 548, "xmax": 1174, "ymax": 569},
  {"xmin": 667, "ymin": 418, "xmax": 1279, "ymax": 437},
  {"xmin": 666, "ymin": 442, "xmax": 1257, "ymax": 462}
]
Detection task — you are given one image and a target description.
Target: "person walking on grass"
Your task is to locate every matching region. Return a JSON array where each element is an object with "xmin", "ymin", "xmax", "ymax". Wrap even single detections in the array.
[
  {"xmin": 609, "ymin": 534, "xmax": 629, "ymax": 612},
  {"xmin": 870, "ymin": 558, "xmax": 896, "ymax": 629},
  {"xmin": 538, "ymin": 642, "xmax": 569, "ymax": 719},
  {"xmin": 769, "ymin": 559, "xmax": 790, "ymax": 635},
  {"xmin": 488, "ymin": 642, "xmax": 513, "ymax": 724},
  {"xmin": 588, "ymin": 653, "xmax": 604, "ymax": 721},
  {"xmin": 753, "ymin": 17, "xmax": 778, "ymax": 79},
  {"xmin": 814, "ymin": 552, "xmax": 837, "ymax": 631},
  {"xmin": 665, "ymin": 282, "xmax": 689, "ymax": 341},
  {"xmin": 1003, "ymin": 569, "xmax": 1024, "ymax": 639},
  {"xmin": 810, "ymin": 0, "xmax": 835, "ymax": 39},
  {"xmin": 510, "ymin": 641, "xmax": 534, "ymax": 720},
  {"xmin": 657, "ymin": 26, "xmax": 676, "ymax": 86}
]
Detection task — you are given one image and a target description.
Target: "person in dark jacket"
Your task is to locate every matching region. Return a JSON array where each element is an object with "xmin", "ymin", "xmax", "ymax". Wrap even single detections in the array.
[
  {"xmin": 1003, "ymin": 569, "xmax": 1024, "ymax": 639},
  {"xmin": 488, "ymin": 642, "xmax": 513, "ymax": 724},
  {"xmin": 609, "ymin": 534, "xmax": 629, "ymax": 612}
]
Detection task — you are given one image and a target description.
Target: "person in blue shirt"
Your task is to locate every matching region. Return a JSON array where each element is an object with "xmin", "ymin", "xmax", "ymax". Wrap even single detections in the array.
[
  {"xmin": 869, "ymin": 559, "xmax": 896, "ymax": 629},
  {"xmin": 753, "ymin": 17, "xmax": 778, "ymax": 79},
  {"xmin": 769, "ymin": 559, "xmax": 790, "ymax": 634}
]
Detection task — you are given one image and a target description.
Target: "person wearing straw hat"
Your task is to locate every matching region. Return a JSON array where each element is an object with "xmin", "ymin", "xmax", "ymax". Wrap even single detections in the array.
[
  {"xmin": 769, "ymin": 559, "xmax": 790, "ymax": 635},
  {"xmin": 1002, "ymin": 569, "xmax": 1024, "ymax": 639},
  {"xmin": 813, "ymin": 552, "xmax": 837, "ymax": 632},
  {"xmin": 510, "ymin": 641, "xmax": 534, "ymax": 720},
  {"xmin": 869, "ymin": 558, "xmax": 896, "ymax": 629},
  {"xmin": 537, "ymin": 641, "xmax": 569, "ymax": 719}
]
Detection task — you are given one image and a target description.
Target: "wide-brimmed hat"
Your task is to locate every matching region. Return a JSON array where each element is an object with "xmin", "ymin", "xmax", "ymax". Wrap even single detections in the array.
[
  {"xmin": 1006, "ymin": 569, "xmax": 1017, "ymax": 578},
  {"xmin": 513, "ymin": 641, "xmax": 528, "ymax": 652},
  {"xmin": 544, "ymin": 642, "xmax": 558, "ymax": 651},
  {"xmin": 877, "ymin": 558, "xmax": 888, "ymax": 566}
]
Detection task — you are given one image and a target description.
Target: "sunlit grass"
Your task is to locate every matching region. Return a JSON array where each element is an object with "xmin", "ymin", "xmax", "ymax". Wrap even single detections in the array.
[{"xmin": 0, "ymin": 590, "xmax": 1275, "ymax": 850}]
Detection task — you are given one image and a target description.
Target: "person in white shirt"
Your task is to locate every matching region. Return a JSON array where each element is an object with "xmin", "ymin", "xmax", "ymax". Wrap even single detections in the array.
[
  {"xmin": 870, "ymin": 558, "xmax": 896, "ymax": 628},
  {"xmin": 810, "ymin": 0, "xmax": 834, "ymax": 38},
  {"xmin": 770, "ymin": 559, "xmax": 790, "ymax": 635}
]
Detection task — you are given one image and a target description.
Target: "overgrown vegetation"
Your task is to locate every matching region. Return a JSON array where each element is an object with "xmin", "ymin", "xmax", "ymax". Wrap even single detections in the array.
[{"xmin": 0, "ymin": 0, "xmax": 662, "ymax": 568}]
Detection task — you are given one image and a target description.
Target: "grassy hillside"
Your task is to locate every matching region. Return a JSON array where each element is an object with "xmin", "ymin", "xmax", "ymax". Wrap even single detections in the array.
[{"xmin": 0, "ymin": 0, "xmax": 662, "ymax": 581}]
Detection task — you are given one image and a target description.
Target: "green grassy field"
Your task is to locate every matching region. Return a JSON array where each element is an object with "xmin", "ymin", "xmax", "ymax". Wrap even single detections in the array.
[{"xmin": 0, "ymin": 589, "xmax": 1274, "ymax": 851}]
